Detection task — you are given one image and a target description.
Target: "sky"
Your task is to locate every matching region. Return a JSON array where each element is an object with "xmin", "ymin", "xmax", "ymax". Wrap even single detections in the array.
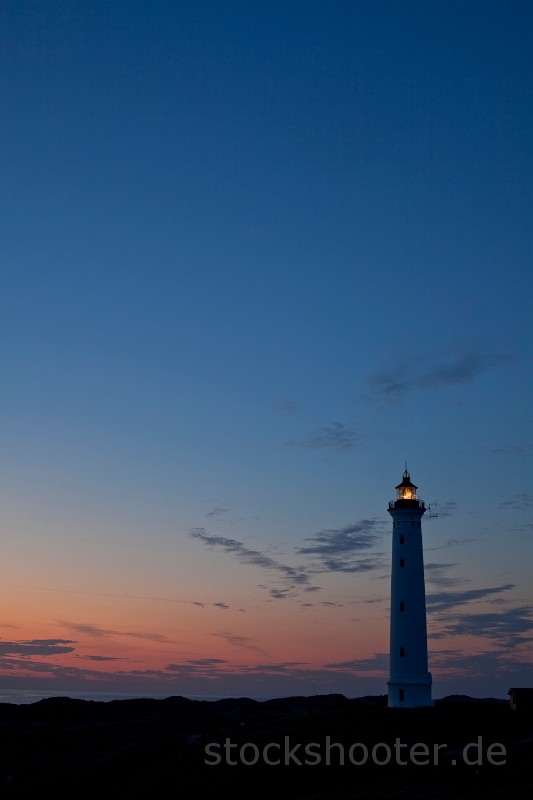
[{"xmin": 0, "ymin": 0, "xmax": 531, "ymax": 700}]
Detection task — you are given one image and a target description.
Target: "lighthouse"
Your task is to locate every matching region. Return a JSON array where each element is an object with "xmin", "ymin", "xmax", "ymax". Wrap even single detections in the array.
[{"xmin": 387, "ymin": 470, "xmax": 433, "ymax": 707}]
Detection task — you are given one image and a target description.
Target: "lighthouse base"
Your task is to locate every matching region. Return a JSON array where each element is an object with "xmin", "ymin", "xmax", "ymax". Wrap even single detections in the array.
[{"xmin": 387, "ymin": 675, "xmax": 433, "ymax": 708}]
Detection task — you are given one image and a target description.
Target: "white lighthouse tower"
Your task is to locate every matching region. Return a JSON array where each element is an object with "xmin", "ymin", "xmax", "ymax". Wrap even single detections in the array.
[{"xmin": 387, "ymin": 470, "xmax": 433, "ymax": 708}]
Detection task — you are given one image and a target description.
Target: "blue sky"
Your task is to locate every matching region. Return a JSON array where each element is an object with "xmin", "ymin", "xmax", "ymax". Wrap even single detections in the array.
[{"xmin": 0, "ymin": 0, "xmax": 531, "ymax": 698}]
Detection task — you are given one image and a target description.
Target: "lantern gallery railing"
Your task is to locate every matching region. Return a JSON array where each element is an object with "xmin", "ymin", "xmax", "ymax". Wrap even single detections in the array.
[{"xmin": 389, "ymin": 500, "xmax": 426, "ymax": 510}]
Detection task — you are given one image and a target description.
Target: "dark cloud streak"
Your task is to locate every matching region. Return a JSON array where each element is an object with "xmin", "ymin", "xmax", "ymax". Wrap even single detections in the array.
[
  {"xmin": 367, "ymin": 345, "xmax": 509, "ymax": 401},
  {"xmin": 189, "ymin": 528, "xmax": 310, "ymax": 598},
  {"xmin": 298, "ymin": 520, "xmax": 385, "ymax": 573},
  {"xmin": 426, "ymin": 584, "xmax": 514, "ymax": 611},
  {"xmin": 287, "ymin": 422, "xmax": 358, "ymax": 452},
  {"xmin": 0, "ymin": 639, "xmax": 76, "ymax": 656},
  {"xmin": 500, "ymin": 493, "xmax": 533, "ymax": 511},
  {"xmin": 60, "ymin": 622, "xmax": 172, "ymax": 643}
]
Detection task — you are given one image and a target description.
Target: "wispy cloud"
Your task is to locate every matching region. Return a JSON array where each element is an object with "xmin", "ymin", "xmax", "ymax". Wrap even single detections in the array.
[
  {"xmin": 296, "ymin": 600, "xmax": 343, "ymax": 607},
  {"xmin": 426, "ymin": 584, "xmax": 515, "ymax": 612},
  {"xmin": 206, "ymin": 505, "xmax": 231, "ymax": 518},
  {"xmin": 59, "ymin": 622, "xmax": 172, "ymax": 643},
  {"xmin": 212, "ymin": 631, "xmax": 267, "ymax": 655},
  {"xmin": 510, "ymin": 522, "xmax": 533, "ymax": 535},
  {"xmin": 79, "ymin": 654, "xmax": 130, "ymax": 662},
  {"xmin": 191, "ymin": 600, "xmax": 230, "ymax": 610},
  {"xmin": 426, "ymin": 537, "xmax": 479, "ymax": 552},
  {"xmin": 0, "ymin": 639, "xmax": 76, "ymax": 656},
  {"xmin": 424, "ymin": 562, "xmax": 466, "ymax": 588},
  {"xmin": 245, "ymin": 661, "xmax": 306, "ymax": 673},
  {"xmin": 430, "ymin": 648, "xmax": 533, "ymax": 680},
  {"xmin": 163, "ymin": 659, "xmax": 228, "ymax": 678},
  {"xmin": 492, "ymin": 444, "xmax": 532, "ymax": 455},
  {"xmin": 287, "ymin": 422, "xmax": 359, "ymax": 452},
  {"xmin": 324, "ymin": 653, "xmax": 389, "ymax": 673},
  {"xmin": 366, "ymin": 344, "xmax": 509, "ymax": 401},
  {"xmin": 189, "ymin": 528, "xmax": 310, "ymax": 599},
  {"xmin": 500, "ymin": 492, "xmax": 533, "ymax": 511},
  {"xmin": 297, "ymin": 520, "xmax": 385, "ymax": 573},
  {"xmin": 435, "ymin": 605, "xmax": 533, "ymax": 648},
  {"xmin": 190, "ymin": 519, "xmax": 387, "ymax": 595}
]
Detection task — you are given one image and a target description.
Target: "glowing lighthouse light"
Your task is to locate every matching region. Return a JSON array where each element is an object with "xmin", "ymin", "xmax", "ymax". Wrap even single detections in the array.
[
  {"xmin": 387, "ymin": 469, "xmax": 433, "ymax": 708},
  {"xmin": 396, "ymin": 473, "xmax": 417, "ymax": 500}
]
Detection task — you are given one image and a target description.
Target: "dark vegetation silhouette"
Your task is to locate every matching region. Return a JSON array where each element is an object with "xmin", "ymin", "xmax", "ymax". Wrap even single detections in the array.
[{"xmin": 0, "ymin": 694, "xmax": 530, "ymax": 797}]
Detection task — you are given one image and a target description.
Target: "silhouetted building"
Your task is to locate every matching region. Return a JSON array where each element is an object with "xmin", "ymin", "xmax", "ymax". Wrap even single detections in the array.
[{"xmin": 508, "ymin": 688, "xmax": 533, "ymax": 712}]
